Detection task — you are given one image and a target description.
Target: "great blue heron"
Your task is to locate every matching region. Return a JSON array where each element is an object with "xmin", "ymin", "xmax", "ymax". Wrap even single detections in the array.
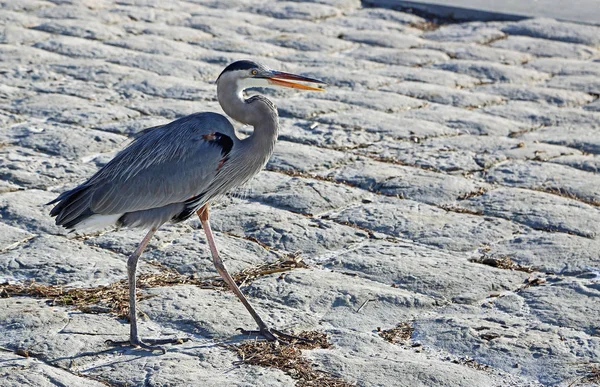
[{"xmin": 48, "ymin": 60, "xmax": 326, "ymax": 352}]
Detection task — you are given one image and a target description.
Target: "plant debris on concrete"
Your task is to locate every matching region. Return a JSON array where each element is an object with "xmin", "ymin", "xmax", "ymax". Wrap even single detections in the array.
[
  {"xmin": 471, "ymin": 255, "xmax": 534, "ymax": 273},
  {"xmin": 233, "ymin": 331, "xmax": 353, "ymax": 387},
  {"xmin": 0, "ymin": 254, "xmax": 308, "ymax": 320},
  {"xmin": 378, "ymin": 322, "xmax": 414, "ymax": 345}
]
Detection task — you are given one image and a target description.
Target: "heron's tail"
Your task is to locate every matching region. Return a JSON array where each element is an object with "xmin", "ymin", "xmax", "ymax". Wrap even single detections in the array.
[{"xmin": 48, "ymin": 185, "xmax": 96, "ymax": 230}]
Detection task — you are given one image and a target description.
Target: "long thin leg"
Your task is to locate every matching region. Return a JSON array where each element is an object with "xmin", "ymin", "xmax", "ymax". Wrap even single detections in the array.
[
  {"xmin": 197, "ymin": 205, "xmax": 307, "ymax": 343},
  {"xmin": 107, "ymin": 227, "xmax": 187, "ymax": 353},
  {"xmin": 197, "ymin": 207, "xmax": 271, "ymax": 332}
]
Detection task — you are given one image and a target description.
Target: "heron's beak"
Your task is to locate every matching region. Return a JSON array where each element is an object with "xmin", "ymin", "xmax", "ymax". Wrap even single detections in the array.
[{"xmin": 266, "ymin": 71, "xmax": 326, "ymax": 92}]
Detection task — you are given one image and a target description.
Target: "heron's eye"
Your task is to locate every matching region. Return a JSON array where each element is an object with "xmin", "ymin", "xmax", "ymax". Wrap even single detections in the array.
[{"xmin": 251, "ymin": 69, "xmax": 258, "ymax": 76}]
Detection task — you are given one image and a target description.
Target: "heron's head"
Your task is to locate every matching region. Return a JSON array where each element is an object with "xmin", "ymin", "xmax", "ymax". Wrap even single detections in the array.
[{"xmin": 216, "ymin": 60, "xmax": 326, "ymax": 93}]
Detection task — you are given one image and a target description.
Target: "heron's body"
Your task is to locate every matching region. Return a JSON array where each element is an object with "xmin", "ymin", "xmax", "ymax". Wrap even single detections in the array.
[
  {"xmin": 50, "ymin": 109, "xmax": 275, "ymax": 232},
  {"xmin": 48, "ymin": 60, "xmax": 325, "ymax": 352}
]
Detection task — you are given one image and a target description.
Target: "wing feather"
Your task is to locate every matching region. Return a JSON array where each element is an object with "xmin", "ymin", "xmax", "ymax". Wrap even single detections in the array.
[{"xmin": 85, "ymin": 112, "xmax": 237, "ymax": 215}]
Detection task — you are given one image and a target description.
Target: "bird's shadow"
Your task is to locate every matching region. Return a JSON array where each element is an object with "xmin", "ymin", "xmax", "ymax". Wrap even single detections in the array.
[{"xmin": 47, "ymin": 333, "xmax": 265, "ymax": 372}]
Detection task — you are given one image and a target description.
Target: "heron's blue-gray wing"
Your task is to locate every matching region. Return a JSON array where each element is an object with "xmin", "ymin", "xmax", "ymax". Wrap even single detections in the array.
[{"xmin": 87, "ymin": 112, "xmax": 235, "ymax": 215}]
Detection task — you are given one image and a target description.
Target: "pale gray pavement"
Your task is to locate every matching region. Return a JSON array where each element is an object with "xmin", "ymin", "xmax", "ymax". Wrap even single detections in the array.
[{"xmin": 1, "ymin": 1, "xmax": 600, "ymax": 386}]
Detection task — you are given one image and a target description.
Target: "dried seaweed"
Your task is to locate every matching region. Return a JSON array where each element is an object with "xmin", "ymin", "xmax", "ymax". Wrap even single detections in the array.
[
  {"xmin": 233, "ymin": 332, "xmax": 353, "ymax": 387},
  {"xmin": 471, "ymin": 256, "xmax": 534, "ymax": 273},
  {"xmin": 378, "ymin": 322, "xmax": 413, "ymax": 345},
  {"xmin": 450, "ymin": 356, "xmax": 490, "ymax": 371},
  {"xmin": 0, "ymin": 254, "xmax": 308, "ymax": 319},
  {"xmin": 568, "ymin": 364, "xmax": 600, "ymax": 387}
]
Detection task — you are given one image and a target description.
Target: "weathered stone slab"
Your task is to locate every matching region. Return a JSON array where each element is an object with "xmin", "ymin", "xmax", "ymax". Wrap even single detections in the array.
[
  {"xmin": 339, "ymin": 29, "xmax": 425, "ymax": 48},
  {"xmin": 322, "ymin": 158, "xmax": 490, "ymax": 206},
  {"xmin": 307, "ymin": 333, "xmax": 530, "ymax": 387},
  {"xmin": 210, "ymin": 200, "xmax": 369, "ymax": 257},
  {"xmin": 481, "ymin": 160, "xmax": 600, "ymax": 205},
  {"xmin": 420, "ymin": 41, "xmax": 532, "ymax": 65},
  {"xmin": 0, "ymin": 44, "xmax": 64, "ymax": 65},
  {"xmin": 0, "ymin": 190, "xmax": 64, "ymax": 235},
  {"xmin": 115, "ymin": 73, "xmax": 214, "ymax": 101},
  {"xmin": 106, "ymin": 34, "xmax": 210, "ymax": 59},
  {"xmin": 525, "ymin": 57, "xmax": 600, "ymax": 76},
  {"xmin": 93, "ymin": 116, "xmax": 170, "ymax": 136},
  {"xmin": 274, "ymin": 97, "xmax": 353, "ymax": 120},
  {"xmin": 31, "ymin": 79, "xmax": 122, "ymax": 102},
  {"xmin": 266, "ymin": 33, "xmax": 355, "ymax": 53},
  {"xmin": 244, "ymin": 171, "xmax": 367, "ymax": 216},
  {"xmin": 349, "ymin": 47, "xmax": 450, "ymax": 67},
  {"xmin": 324, "ymin": 15, "xmax": 422, "ymax": 33},
  {"xmin": 0, "ymin": 121, "xmax": 127, "ymax": 160},
  {"xmin": 517, "ymin": 126, "xmax": 600, "ymax": 154},
  {"xmin": 312, "ymin": 88, "xmax": 427, "ymax": 113},
  {"xmin": 319, "ymin": 239, "xmax": 526, "ymax": 302},
  {"xmin": 84, "ymin": 223, "xmax": 280, "ymax": 278},
  {"xmin": 583, "ymin": 97, "xmax": 600, "ymax": 112},
  {"xmin": 413, "ymin": 304, "xmax": 600, "ymax": 386},
  {"xmin": 0, "ymin": 25, "xmax": 49, "ymax": 45},
  {"xmin": 248, "ymin": 1, "xmax": 341, "ymax": 20},
  {"xmin": 244, "ymin": 269, "xmax": 437, "ymax": 330},
  {"xmin": 0, "ymin": 222, "xmax": 35, "ymax": 254},
  {"xmin": 0, "ymin": 235, "xmax": 130, "ymax": 286},
  {"xmin": 544, "ymin": 75, "xmax": 600, "ymax": 94},
  {"xmin": 35, "ymin": 3, "xmax": 130, "ymax": 23},
  {"xmin": 33, "ymin": 19, "xmax": 126, "ymax": 41},
  {"xmin": 34, "ymin": 35, "xmax": 133, "ymax": 59},
  {"xmin": 401, "ymin": 103, "xmax": 527, "ymax": 136},
  {"xmin": 483, "ymin": 101, "xmax": 600, "ymax": 128},
  {"xmin": 521, "ymin": 278, "xmax": 600, "ymax": 335},
  {"xmin": 383, "ymin": 81, "xmax": 504, "ymax": 108},
  {"xmin": 183, "ymin": 14, "xmax": 274, "ymax": 38},
  {"xmin": 429, "ymin": 60, "xmax": 550, "ymax": 83},
  {"xmin": 486, "ymin": 229, "xmax": 600, "ymax": 275},
  {"xmin": 350, "ymin": 7, "xmax": 425, "ymax": 25},
  {"xmin": 107, "ymin": 53, "xmax": 221, "ymax": 81},
  {"xmin": 374, "ymin": 65, "xmax": 482, "ymax": 88},
  {"xmin": 551, "ymin": 154, "xmax": 600, "ymax": 173},
  {"xmin": 126, "ymin": 98, "xmax": 221, "ymax": 119},
  {"xmin": 0, "ymin": 297, "xmax": 295, "ymax": 386},
  {"xmin": 316, "ymin": 108, "xmax": 456, "ymax": 139},
  {"xmin": 491, "ymin": 36, "xmax": 598, "ymax": 60},
  {"xmin": 0, "ymin": 351, "xmax": 107, "ymax": 387},
  {"xmin": 0, "ymin": 146, "xmax": 98, "ymax": 190},
  {"xmin": 459, "ymin": 188, "xmax": 600, "ymax": 238},
  {"xmin": 0, "ymin": 9, "xmax": 42, "ymax": 27},
  {"xmin": 47, "ymin": 59, "xmax": 149, "ymax": 85},
  {"xmin": 422, "ymin": 21, "xmax": 507, "ymax": 44},
  {"xmin": 300, "ymin": 67, "xmax": 395, "ymax": 90},
  {"xmin": 474, "ymin": 83, "xmax": 594, "ymax": 107},
  {"xmin": 501, "ymin": 17, "xmax": 600, "ymax": 46},
  {"xmin": 122, "ymin": 21, "xmax": 213, "ymax": 43},
  {"xmin": 266, "ymin": 141, "xmax": 349, "ymax": 173},
  {"xmin": 0, "ymin": 93, "xmax": 139, "ymax": 125},
  {"xmin": 328, "ymin": 196, "xmax": 520, "ymax": 252}
]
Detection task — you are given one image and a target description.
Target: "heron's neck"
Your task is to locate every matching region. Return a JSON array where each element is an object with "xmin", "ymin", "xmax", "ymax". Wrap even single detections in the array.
[
  {"xmin": 217, "ymin": 81, "xmax": 279, "ymax": 148},
  {"xmin": 217, "ymin": 80, "xmax": 279, "ymax": 165}
]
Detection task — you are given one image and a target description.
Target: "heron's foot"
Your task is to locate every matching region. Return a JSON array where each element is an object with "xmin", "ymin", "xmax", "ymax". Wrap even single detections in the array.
[
  {"xmin": 237, "ymin": 327, "xmax": 314, "ymax": 345},
  {"xmin": 105, "ymin": 337, "xmax": 189, "ymax": 354}
]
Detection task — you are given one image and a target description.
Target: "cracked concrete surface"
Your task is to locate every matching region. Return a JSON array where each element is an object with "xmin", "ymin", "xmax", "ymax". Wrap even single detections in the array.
[{"xmin": 0, "ymin": 0, "xmax": 599, "ymax": 386}]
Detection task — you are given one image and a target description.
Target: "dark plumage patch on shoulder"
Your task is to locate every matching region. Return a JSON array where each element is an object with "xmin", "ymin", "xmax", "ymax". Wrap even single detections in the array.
[
  {"xmin": 203, "ymin": 132, "xmax": 233, "ymax": 157},
  {"xmin": 217, "ymin": 60, "xmax": 259, "ymax": 81}
]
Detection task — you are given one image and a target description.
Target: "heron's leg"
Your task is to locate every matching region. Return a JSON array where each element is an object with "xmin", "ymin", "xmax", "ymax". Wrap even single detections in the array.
[
  {"xmin": 197, "ymin": 207, "xmax": 270, "ymax": 330},
  {"xmin": 106, "ymin": 227, "xmax": 188, "ymax": 353},
  {"xmin": 198, "ymin": 206, "xmax": 313, "ymax": 343}
]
